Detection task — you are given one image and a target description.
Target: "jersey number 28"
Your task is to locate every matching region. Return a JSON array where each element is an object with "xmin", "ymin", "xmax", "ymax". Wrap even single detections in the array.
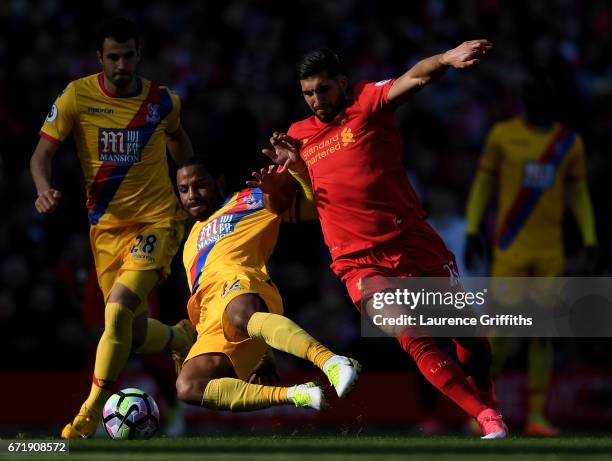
[{"xmin": 130, "ymin": 234, "xmax": 158, "ymax": 254}]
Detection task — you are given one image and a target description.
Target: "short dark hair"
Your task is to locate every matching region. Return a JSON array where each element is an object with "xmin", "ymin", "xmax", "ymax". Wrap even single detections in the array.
[
  {"xmin": 296, "ymin": 48, "xmax": 346, "ymax": 80},
  {"xmin": 522, "ymin": 71, "xmax": 555, "ymax": 100},
  {"xmin": 96, "ymin": 17, "xmax": 140, "ymax": 53},
  {"xmin": 178, "ymin": 156, "xmax": 220, "ymax": 178}
]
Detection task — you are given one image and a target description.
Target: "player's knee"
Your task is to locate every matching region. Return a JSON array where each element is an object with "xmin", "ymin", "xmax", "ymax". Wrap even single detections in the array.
[
  {"xmin": 175, "ymin": 376, "xmax": 192, "ymax": 403},
  {"xmin": 225, "ymin": 295, "xmax": 267, "ymax": 338},
  {"xmin": 228, "ymin": 307, "xmax": 254, "ymax": 332},
  {"xmin": 108, "ymin": 283, "xmax": 142, "ymax": 311},
  {"xmin": 176, "ymin": 375, "xmax": 210, "ymax": 405}
]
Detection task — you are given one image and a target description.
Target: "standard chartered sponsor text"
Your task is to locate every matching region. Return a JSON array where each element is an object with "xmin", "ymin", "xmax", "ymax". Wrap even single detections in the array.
[{"xmin": 303, "ymin": 133, "xmax": 341, "ymax": 167}]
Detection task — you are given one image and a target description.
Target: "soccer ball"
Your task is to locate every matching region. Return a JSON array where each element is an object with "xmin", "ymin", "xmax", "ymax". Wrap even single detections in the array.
[{"xmin": 103, "ymin": 388, "xmax": 160, "ymax": 440}]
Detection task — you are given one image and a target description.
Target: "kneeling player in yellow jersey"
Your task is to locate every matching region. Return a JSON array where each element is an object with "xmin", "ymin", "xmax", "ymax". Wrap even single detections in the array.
[{"xmin": 175, "ymin": 157, "xmax": 361, "ymax": 411}]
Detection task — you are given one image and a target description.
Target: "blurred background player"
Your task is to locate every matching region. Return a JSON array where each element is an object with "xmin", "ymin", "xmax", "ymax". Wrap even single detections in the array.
[
  {"xmin": 263, "ymin": 44, "xmax": 508, "ymax": 438},
  {"xmin": 175, "ymin": 158, "xmax": 360, "ymax": 411},
  {"xmin": 464, "ymin": 72, "xmax": 598, "ymax": 435},
  {"xmin": 29, "ymin": 17, "xmax": 195, "ymax": 438}
]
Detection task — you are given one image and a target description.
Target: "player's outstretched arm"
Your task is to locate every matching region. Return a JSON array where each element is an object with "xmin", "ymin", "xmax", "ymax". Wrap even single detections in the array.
[
  {"xmin": 30, "ymin": 137, "xmax": 62, "ymax": 213},
  {"xmin": 166, "ymin": 126, "xmax": 194, "ymax": 164},
  {"xmin": 387, "ymin": 39, "xmax": 493, "ymax": 105},
  {"xmin": 246, "ymin": 164, "xmax": 295, "ymax": 215}
]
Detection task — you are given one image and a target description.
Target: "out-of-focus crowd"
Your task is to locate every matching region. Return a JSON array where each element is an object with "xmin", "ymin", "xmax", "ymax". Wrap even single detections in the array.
[{"xmin": 1, "ymin": 0, "xmax": 611, "ymax": 369}]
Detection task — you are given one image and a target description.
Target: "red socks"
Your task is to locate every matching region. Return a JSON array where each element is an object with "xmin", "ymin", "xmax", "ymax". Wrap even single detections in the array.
[
  {"xmin": 454, "ymin": 337, "xmax": 493, "ymax": 391},
  {"xmin": 398, "ymin": 335, "xmax": 488, "ymax": 418}
]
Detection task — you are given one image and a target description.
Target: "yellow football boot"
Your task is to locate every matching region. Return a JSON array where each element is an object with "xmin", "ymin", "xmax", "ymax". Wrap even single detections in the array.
[{"xmin": 61, "ymin": 405, "xmax": 100, "ymax": 439}]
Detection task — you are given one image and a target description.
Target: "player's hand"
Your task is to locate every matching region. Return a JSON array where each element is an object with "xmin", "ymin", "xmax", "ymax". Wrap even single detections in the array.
[
  {"xmin": 262, "ymin": 132, "xmax": 302, "ymax": 170},
  {"xmin": 248, "ymin": 356, "xmax": 280, "ymax": 385},
  {"xmin": 464, "ymin": 234, "xmax": 486, "ymax": 272},
  {"xmin": 246, "ymin": 164, "xmax": 289, "ymax": 193},
  {"xmin": 35, "ymin": 188, "xmax": 61, "ymax": 213},
  {"xmin": 441, "ymin": 40, "xmax": 493, "ymax": 69}
]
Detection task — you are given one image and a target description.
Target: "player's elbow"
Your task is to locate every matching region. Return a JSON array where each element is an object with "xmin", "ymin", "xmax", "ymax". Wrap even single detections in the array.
[{"xmin": 387, "ymin": 77, "xmax": 427, "ymax": 104}]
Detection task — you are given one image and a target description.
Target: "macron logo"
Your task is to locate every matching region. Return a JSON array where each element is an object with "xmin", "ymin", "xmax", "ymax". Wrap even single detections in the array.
[{"xmin": 88, "ymin": 107, "xmax": 114, "ymax": 114}]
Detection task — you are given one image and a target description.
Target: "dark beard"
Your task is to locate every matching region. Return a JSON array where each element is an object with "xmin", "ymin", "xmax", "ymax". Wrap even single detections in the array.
[
  {"xmin": 314, "ymin": 95, "xmax": 348, "ymax": 123},
  {"xmin": 112, "ymin": 74, "xmax": 133, "ymax": 88}
]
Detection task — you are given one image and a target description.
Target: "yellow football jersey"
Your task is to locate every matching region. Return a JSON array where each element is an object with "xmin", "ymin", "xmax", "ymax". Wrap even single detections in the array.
[
  {"xmin": 479, "ymin": 116, "xmax": 586, "ymax": 251},
  {"xmin": 183, "ymin": 188, "xmax": 281, "ymax": 297},
  {"xmin": 40, "ymin": 73, "xmax": 183, "ymax": 226}
]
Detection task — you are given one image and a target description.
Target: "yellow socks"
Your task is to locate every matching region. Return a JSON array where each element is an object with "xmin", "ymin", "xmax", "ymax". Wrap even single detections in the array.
[
  {"xmin": 85, "ymin": 302, "xmax": 134, "ymax": 413},
  {"xmin": 202, "ymin": 377, "xmax": 289, "ymax": 410},
  {"xmin": 246, "ymin": 312, "xmax": 334, "ymax": 369},
  {"xmin": 81, "ymin": 271, "xmax": 161, "ymax": 416},
  {"xmin": 134, "ymin": 318, "xmax": 172, "ymax": 354},
  {"xmin": 198, "ymin": 312, "xmax": 342, "ymax": 411},
  {"xmin": 527, "ymin": 337, "xmax": 553, "ymax": 417}
]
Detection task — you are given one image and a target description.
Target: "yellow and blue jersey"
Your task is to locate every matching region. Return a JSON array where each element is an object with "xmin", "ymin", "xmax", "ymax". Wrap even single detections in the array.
[
  {"xmin": 39, "ymin": 73, "xmax": 183, "ymax": 226},
  {"xmin": 183, "ymin": 188, "xmax": 281, "ymax": 297},
  {"xmin": 479, "ymin": 117, "xmax": 586, "ymax": 252}
]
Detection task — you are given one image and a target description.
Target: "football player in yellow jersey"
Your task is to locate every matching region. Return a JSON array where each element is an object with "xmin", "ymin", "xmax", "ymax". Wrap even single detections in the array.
[
  {"xmin": 465, "ymin": 74, "xmax": 597, "ymax": 435},
  {"xmin": 29, "ymin": 18, "xmax": 196, "ymax": 438},
  {"xmin": 174, "ymin": 157, "xmax": 361, "ymax": 411}
]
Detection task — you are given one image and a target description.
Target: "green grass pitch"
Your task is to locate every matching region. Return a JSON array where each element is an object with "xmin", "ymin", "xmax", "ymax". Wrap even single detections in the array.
[{"xmin": 9, "ymin": 436, "xmax": 612, "ymax": 461}]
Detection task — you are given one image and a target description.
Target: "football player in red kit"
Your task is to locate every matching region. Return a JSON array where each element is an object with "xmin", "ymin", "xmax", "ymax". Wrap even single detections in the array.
[{"xmin": 264, "ymin": 42, "xmax": 508, "ymax": 438}]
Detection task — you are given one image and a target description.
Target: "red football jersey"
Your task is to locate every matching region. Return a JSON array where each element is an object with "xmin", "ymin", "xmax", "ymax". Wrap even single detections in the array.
[{"xmin": 288, "ymin": 79, "xmax": 426, "ymax": 260}]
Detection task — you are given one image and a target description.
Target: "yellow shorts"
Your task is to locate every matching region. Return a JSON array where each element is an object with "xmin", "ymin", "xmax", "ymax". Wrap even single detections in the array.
[
  {"xmin": 491, "ymin": 247, "xmax": 564, "ymax": 307},
  {"xmin": 184, "ymin": 272, "xmax": 284, "ymax": 381},
  {"xmin": 90, "ymin": 217, "xmax": 184, "ymax": 302}
]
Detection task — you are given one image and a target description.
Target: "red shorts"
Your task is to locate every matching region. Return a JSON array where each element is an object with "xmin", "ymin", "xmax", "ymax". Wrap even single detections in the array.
[{"xmin": 330, "ymin": 220, "xmax": 458, "ymax": 309}]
